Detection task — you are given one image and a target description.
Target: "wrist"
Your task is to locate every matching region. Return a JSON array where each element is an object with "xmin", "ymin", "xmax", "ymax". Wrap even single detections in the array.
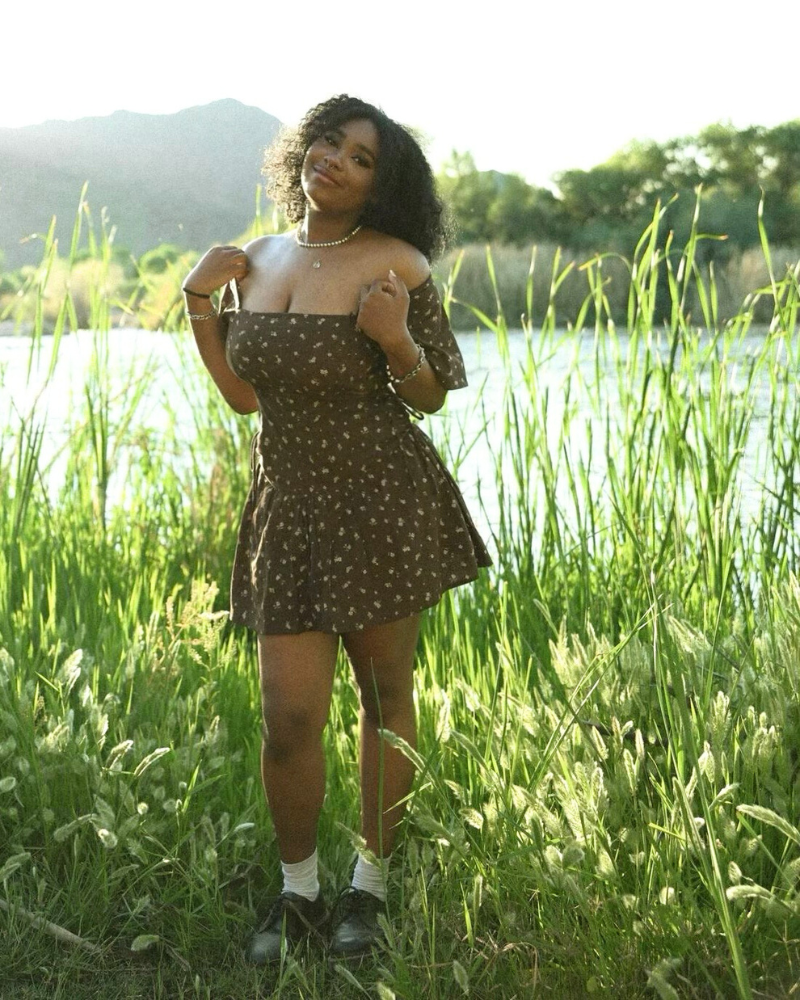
[
  {"xmin": 183, "ymin": 283, "xmax": 214, "ymax": 299},
  {"xmin": 186, "ymin": 304, "xmax": 218, "ymax": 321},
  {"xmin": 382, "ymin": 328, "xmax": 417, "ymax": 368},
  {"xmin": 387, "ymin": 343, "xmax": 425, "ymax": 385}
]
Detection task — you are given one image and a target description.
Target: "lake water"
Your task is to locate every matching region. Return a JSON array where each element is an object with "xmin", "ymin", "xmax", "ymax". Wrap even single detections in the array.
[{"xmin": 0, "ymin": 324, "xmax": 793, "ymax": 549}]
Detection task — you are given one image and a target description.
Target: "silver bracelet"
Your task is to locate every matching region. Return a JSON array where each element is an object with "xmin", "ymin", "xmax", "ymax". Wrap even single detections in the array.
[
  {"xmin": 187, "ymin": 308, "xmax": 218, "ymax": 321},
  {"xmin": 387, "ymin": 344, "xmax": 426, "ymax": 385}
]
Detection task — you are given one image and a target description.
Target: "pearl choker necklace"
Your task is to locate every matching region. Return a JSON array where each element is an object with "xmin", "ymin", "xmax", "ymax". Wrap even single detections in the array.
[{"xmin": 296, "ymin": 225, "xmax": 362, "ymax": 268}]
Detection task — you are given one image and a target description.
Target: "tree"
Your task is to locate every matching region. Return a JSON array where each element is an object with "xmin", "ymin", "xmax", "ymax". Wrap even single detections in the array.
[
  {"xmin": 438, "ymin": 153, "xmax": 569, "ymax": 247},
  {"xmin": 762, "ymin": 121, "xmax": 800, "ymax": 197},
  {"xmin": 761, "ymin": 122, "xmax": 800, "ymax": 244},
  {"xmin": 696, "ymin": 123, "xmax": 765, "ymax": 196},
  {"xmin": 438, "ymin": 152, "xmax": 497, "ymax": 243},
  {"xmin": 487, "ymin": 176, "xmax": 567, "ymax": 246},
  {"xmin": 436, "ymin": 121, "xmax": 800, "ymax": 257},
  {"xmin": 138, "ymin": 243, "xmax": 189, "ymax": 274}
]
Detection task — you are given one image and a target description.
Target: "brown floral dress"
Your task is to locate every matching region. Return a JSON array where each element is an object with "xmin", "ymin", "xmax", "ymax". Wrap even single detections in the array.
[{"xmin": 224, "ymin": 275, "xmax": 491, "ymax": 635}]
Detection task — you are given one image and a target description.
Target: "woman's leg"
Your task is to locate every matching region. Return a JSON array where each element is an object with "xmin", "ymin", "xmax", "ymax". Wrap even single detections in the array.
[
  {"xmin": 257, "ymin": 631, "xmax": 339, "ymax": 863},
  {"xmin": 342, "ymin": 613, "xmax": 422, "ymax": 858}
]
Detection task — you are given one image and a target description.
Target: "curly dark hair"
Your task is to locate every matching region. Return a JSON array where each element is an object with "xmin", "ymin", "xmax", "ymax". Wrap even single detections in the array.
[{"xmin": 264, "ymin": 95, "xmax": 448, "ymax": 262}]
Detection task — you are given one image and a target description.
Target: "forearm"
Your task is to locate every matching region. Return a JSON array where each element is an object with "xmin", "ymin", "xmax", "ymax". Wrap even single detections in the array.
[
  {"xmin": 185, "ymin": 292, "xmax": 258, "ymax": 415},
  {"xmin": 383, "ymin": 330, "xmax": 447, "ymax": 414}
]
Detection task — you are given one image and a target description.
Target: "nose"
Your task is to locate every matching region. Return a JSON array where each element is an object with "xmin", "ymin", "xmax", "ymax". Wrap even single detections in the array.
[{"xmin": 323, "ymin": 150, "xmax": 343, "ymax": 169}]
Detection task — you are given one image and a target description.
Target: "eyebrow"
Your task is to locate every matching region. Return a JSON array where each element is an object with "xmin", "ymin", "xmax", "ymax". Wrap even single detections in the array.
[{"xmin": 329, "ymin": 127, "xmax": 377, "ymax": 160}]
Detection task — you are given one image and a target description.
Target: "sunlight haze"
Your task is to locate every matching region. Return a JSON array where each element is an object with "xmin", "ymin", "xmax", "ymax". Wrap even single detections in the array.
[{"xmin": 4, "ymin": 0, "xmax": 799, "ymax": 184}]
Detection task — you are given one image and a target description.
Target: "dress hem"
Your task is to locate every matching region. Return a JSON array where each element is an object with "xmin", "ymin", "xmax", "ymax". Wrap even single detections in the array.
[{"xmin": 228, "ymin": 566, "xmax": 488, "ymax": 636}]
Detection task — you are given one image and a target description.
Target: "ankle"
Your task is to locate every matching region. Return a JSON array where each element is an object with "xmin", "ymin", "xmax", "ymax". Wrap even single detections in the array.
[
  {"xmin": 281, "ymin": 848, "xmax": 320, "ymax": 901},
  {"xmin": 351, "ymin": 851, "xmax": 388, "ymax": 901}
]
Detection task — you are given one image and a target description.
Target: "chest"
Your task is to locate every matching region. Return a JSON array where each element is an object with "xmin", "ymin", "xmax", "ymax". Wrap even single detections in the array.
[
  {"xmin": 239, "ymin": 254, "xmax": 378, "ymax": 316},
  {"xmin": 226, "ymin": 311, "xmax": 386, "ymax": 395}
]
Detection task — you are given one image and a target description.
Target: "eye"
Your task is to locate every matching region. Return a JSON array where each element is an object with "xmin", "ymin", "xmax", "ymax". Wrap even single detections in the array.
[
  {"xmin": 353, "ymin": 154, "xmax": 372, "ymax": 168},
  {"xmin": 322, "ymin": 132, "xmax": 339, "ymax": 147}
]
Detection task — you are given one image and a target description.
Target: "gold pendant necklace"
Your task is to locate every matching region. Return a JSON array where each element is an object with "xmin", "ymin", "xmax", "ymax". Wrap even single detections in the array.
[{"xmin": 295, "ymin": 224, "xmax": 362, "ymax": 269}]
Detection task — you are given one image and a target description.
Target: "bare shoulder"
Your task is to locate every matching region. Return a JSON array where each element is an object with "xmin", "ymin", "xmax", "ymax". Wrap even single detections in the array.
[
  {"xmin": 242, "ymin": 232, "xmax": 295, "ymax": 262},
  {"xmin": 363, "ymin": 231, "xmax": 430, "ymax": 289}
]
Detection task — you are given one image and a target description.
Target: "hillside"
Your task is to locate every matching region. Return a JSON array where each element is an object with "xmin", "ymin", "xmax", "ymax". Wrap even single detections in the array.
[{"xmin": 0, "ymin": 99, "xmax": 281, "ymax": 269}]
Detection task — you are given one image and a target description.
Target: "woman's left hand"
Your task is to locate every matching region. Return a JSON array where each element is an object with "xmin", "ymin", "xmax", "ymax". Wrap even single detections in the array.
[{"xmin": 356, "ymin": 270, "xmax": 411, "ymax": 351}]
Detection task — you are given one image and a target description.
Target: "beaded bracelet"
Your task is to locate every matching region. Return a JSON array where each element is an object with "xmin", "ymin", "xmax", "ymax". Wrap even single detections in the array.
[
  {"xmin": 186, "ymin": 308, "xmax": 218, "ymax": 321},
  {"xmin": 182, "ymin": 285, "xmax": 212, "ymax": 299},
  {"xmin": 387, "ymin": 344, "xmax": 426, "ymax": 385}
]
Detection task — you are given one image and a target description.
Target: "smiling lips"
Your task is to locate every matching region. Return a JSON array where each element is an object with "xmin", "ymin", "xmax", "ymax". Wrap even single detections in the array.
[{"xmin": 313, "ymin": 165, "xmax": 340, "ymax": 186}]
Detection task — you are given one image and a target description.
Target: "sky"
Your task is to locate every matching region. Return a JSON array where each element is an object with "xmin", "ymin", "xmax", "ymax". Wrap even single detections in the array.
[{"xmin": 3, "ymin": 0, "xmax": 799, "ymax": 186}]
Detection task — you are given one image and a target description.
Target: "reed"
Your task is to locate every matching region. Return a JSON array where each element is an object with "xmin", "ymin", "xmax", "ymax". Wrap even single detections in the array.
[
  {"xmin": 0, "ymin": 198, "xmax": 798, "ymax": 998},
  {"xmin": 437, "ymin": 238, "xmax": 800, "ymax": 330}
]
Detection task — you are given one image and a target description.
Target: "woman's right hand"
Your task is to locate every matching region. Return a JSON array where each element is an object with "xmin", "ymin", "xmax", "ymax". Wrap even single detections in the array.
[{"xmin": 184, "ymin": 245, "xmax": 249, "ymax": 296}]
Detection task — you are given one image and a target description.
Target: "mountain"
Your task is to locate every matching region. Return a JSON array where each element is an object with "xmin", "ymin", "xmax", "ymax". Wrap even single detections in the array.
[{"xmin": 0, "ymin": 100, "xmax": 281, "ymax": 269}]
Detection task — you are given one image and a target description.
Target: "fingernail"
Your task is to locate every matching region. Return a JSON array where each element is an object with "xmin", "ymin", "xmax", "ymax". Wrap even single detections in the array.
[{"xmin": 389, "ymin": 269, "xmax": 396, "ymax": 278}]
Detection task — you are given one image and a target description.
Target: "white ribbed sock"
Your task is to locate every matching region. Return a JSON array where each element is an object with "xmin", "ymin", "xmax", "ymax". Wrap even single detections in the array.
[
  {"xmin": 281, "ymin": 849, "xmax": 320, "ymax": 901},
  {"xmin": 351, "ymin": 852, "xmax": 388, "ymax": 901}
]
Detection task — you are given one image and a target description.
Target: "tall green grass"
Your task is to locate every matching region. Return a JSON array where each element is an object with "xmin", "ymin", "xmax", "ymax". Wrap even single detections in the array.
[
  {"xmin": 440, "ymin": 238, "xmax": 800, "ymax": 329},
  {"xmin": 0, "ymin": 198, "xmax": 799, "ymax": 998}
]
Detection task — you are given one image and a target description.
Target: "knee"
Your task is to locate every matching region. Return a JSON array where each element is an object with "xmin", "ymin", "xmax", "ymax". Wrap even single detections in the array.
[
  {"xmin": 359, "ymin": 676, "xmax": 414, "ymax": 728},
  {"xmin": 261, "ymin": 701, "xmax": 325, "ymax": 762}
]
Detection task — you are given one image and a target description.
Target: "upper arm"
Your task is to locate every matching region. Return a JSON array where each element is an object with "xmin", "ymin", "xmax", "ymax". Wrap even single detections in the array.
[
  {"xmin": 366, "ymin": 235, "xmax": 429, "ymax": 290},
  {"xmin": 391, "ymin": 244, "xmax": 430, "ymax": 291}
]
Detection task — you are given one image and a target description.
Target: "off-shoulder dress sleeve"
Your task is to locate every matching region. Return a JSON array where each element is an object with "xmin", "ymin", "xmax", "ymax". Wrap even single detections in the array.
[{"xmin": 406, "ymin": 276, "xmax": 468, "ymax": 391}]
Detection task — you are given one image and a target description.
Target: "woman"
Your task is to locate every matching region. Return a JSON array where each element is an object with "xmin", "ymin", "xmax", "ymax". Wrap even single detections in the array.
[{"xmin": 182, "ymin": 95, "xmax": 491, "ymax": 963}]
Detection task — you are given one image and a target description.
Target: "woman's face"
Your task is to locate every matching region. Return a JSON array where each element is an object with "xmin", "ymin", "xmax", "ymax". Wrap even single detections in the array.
[{"xmin": 301, "ymin": 118, "xmax": 380, "ymax": 216}]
